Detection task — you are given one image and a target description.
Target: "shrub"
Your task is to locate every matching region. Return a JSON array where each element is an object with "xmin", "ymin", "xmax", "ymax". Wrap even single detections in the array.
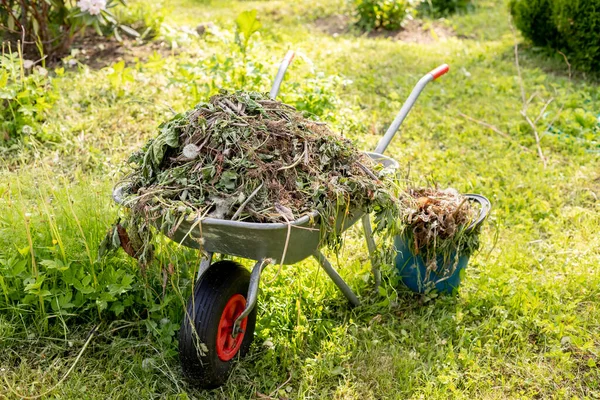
[
  {"xmin": 353, "ymin": 0, "xmax": 410, "ymax": 31},
  {"xmin": 418, "ymin": 0, "xmax": 473, "ymax": 16},
  {"xmin": 509, "ymin": 0, "xmax": 560, "ymax": 48},
  {"xmin": 552, "ymin": 0, "xmax": 600, "ymax": 71},
  {"xmin": 510, "ymin": 0, "xmax": 600, "ymax": 71}
]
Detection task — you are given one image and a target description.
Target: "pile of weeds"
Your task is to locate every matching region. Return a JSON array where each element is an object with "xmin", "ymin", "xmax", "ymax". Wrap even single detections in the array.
[
  {"xmin": 107, "ymin": 91, "xmax": 400, "ymax": 265},
  {"xmin": 398, "ymin": 187, "xmax": 482, "ymax": 280}
]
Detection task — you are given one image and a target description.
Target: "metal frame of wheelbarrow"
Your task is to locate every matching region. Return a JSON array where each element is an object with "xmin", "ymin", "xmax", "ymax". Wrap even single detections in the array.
[{"xmin": 112, "ymin": 52, "xmax": 450, "ymax": 338}]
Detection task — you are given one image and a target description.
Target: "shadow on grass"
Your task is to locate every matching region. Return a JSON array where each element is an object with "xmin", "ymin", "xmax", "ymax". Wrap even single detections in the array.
[{"xmin": 503, "ymin": 42, "xmax": 600, "ymax": 85}]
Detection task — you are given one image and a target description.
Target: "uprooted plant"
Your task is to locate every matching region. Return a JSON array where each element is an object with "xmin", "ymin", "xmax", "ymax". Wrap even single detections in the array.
[{"xmin": 101, "ymin": 91, "xmax": 401, "ymax": 266}]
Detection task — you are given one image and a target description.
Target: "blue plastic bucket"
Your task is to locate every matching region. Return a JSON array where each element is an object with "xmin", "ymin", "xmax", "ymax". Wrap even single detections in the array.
[{"xmin": 394, "ymin": 194, "xmax": 491, "ymax": 294}]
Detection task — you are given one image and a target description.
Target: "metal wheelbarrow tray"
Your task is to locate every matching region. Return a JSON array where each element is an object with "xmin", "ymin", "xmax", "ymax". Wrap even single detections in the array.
[{"xmin": 112, "ymin": 51, "xmax": 450, "ymax": 388}]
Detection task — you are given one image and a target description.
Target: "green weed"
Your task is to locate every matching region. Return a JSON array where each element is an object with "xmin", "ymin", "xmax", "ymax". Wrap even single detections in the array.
[{"xmin": 0, "ymin": 50, "xmax": 57, "ymax": 145}]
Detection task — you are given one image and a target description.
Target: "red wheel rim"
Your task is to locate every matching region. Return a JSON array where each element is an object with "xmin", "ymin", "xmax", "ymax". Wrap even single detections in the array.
[{"xmin": 216, "ymin": 294, "xmax": 248, "ymax": 361}]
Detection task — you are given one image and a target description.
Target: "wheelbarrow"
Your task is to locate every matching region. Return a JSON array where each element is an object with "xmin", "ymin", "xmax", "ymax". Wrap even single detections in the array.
[{"xmin": 112, "ymin": 51, "xmax": 449, "ymax": 388}]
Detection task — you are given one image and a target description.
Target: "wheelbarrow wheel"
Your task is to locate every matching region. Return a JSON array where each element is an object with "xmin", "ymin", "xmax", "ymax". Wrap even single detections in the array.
[{"xmin": 179, "ymin": 260, "xmax": 257, "ymax": 388}]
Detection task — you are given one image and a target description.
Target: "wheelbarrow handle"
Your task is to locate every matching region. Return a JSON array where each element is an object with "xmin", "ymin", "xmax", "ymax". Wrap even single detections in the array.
[
  {"xmin": 374, "ymin": 63, "xmax": 449, "ymax": 155},
  {"xmin": 269, "ymin": 50, "xmax": 295, "ymax": 100}
]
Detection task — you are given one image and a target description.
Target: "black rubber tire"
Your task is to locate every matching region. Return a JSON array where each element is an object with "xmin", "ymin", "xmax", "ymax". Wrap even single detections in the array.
[{"xmin": 179, "ymin": 260, "xmax": 257, "ymax": 388}]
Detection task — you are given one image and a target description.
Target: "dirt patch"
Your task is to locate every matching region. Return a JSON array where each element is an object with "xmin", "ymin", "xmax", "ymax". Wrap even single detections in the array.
[
  {"xmin": 5, "ymin": 32, "xmax": 177, "ymax": 70},
  {"xmin": 314, "ymin": 15, "xmax": 455, "ymax": 44},
  {"xmin": 67, "ymin": 35, "xmax": 177, "ymax": 69},
  {"xmin": 375, "ymin": 19, "xmax": 455, "ymax": 44},
  {"xmin": 313, "ymin": 14, "xmax": 352, "ymax": 36}
]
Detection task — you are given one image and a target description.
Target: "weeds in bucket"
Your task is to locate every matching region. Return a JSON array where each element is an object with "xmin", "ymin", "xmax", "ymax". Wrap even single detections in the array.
[{"xmin": 397, "ymin": 187, "xmax": 483, "ymax": 287}]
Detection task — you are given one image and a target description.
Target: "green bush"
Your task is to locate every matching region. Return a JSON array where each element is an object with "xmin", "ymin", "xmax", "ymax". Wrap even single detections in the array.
[
  {"xmin": 509, "ymin": 0, "xmax": 560, "ymax": 47},
  {"xmin": 353, "ymin": 0, "xmax": 410, "ymax": 31},
  {"xmin": 419, "ymin": 0, "xmax": 473, "ymax": 16},
  {"xmin": 553, "ymin": 0, "xmax": 600, "ymax": 71},
  {"xmin": 510, "ymin": 0, "xmax": 600, "ymax": 71}
]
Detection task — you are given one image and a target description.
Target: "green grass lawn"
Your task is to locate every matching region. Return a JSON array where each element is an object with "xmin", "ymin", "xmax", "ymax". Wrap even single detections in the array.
[{"xmin": 1, "ymin": 0, "xmax": 599, "ymax": 398}]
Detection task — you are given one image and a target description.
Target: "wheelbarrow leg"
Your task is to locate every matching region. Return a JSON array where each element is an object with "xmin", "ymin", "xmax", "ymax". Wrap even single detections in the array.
[
  {"xmin": 233, "ymin": 258, "xmax": 272, "ymax": 336},
  {"xmin": 196, "ymin": 252, "xmax": 213, "ymax": 281},
  {"xmin": 313, "ymin": 250, "xmax": 360, "ymax": 307},
  {"xmin": 361, "ymin": 215, "xmax": 381, "ymax": 292}
]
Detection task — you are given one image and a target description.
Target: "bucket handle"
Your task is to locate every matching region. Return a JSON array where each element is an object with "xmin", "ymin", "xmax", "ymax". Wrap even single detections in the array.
[
  {"xmin": 464, "ymin": 194, "xmax": 491, "ymax": 231},
  {"xmin": 112, "ymin": 184, "xmax": 131, "ymax": 206}
]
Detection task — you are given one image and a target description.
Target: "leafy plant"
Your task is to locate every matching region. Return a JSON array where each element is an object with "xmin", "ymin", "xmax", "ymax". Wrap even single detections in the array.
[
  {"xmin": 106, "ymin": 60, "xmax": 135, "ymax": 97},
  {"xmin": 548, "ymin": 107, "xmax": 600, "ymax": 151},
  {"xmin": 353, "ymin": 0, "xmax": 410, "ymax": 31},
  {"xmin": 235, "ymin": 9, "xmax": 262, "ymax": 55},
  {"xmin": 0, "ymin": 51, "xmax": 57, "ymax": 143},
  {"xmin": 0, "ymin": 174, "xmax": 195, "ymax": 337},
  {"xmin": 111, "ymin": 0, "xmax": 166, "ymax": 40},
  {"xmin": 282, "ymin": 73, "xmax": 348, "ymax": 118}
]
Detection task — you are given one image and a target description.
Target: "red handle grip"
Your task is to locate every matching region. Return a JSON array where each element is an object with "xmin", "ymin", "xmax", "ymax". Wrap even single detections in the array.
[{"xmin": 429, "ymin": 64, "xmax": 449, "ymax": 80}]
